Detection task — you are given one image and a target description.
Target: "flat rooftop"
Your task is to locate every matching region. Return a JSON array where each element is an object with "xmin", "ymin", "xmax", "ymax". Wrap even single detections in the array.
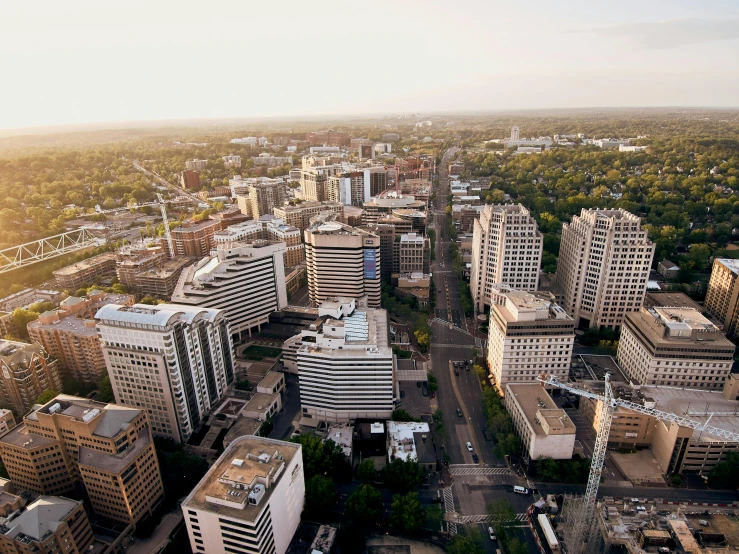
[
  {"xmin": 257, "ymin": 372, "xmax": 284, "ymax": 391},
  {"xmin": 183, "ymin": 436, "xmax": 300, "ymax": 522},
  {"xmin": 52, "ymin": 253, "xmax": 117, "ymax": 275},
  {"xmin": 716, "ymin": 258, "xmax": 739, "ymax": 275},
  {"xmin": 640, "ymin": 385, "xmax": 739, "ymax": 443},
  {"xmin": 506, "ymin": 384, "xmax": 575, "ymax": 437},
  {"xmin": 644, "ymin": 291, "xmax": 703, "ymax": 311}
]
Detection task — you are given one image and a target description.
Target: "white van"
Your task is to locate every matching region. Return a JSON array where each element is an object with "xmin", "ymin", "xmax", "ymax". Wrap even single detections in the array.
[{"xmin": 513, "ymin": 485, "xmax": 529, "ymax": 495}]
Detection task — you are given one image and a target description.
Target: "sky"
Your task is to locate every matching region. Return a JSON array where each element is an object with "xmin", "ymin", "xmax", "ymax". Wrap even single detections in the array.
[{"xmin": 1, "ymin": 0, "xmax": 738, "ymax": 130}]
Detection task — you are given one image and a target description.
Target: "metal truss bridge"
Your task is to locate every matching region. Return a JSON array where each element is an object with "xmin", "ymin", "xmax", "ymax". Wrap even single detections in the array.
[{"xmin": 0, "ymin": 228, "xmax": 106, "ymax": 275}]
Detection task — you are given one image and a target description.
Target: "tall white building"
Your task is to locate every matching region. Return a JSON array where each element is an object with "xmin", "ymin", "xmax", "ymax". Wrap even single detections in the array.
[
  {"xmin": 510, "ymin": 126, "xmax": 520, "ymax": 142},
  {"xmin": 182, "ymin": 436, "xmax": 305, "ymax": 554},
  {"xmin": 172, "ymin": 242, "xmax": 287, "ymax": 338},
  {"xmin": 555, "ymin": 208, "xmax": 655, "ymax": 330},
  {"xmin": 486, "ymin": 291, "xmax": 574, "ymax": 393},
  {"xmin": 297, "ymin": 298, "xmax": 395, "ymax": 422},
  {"xmin": 305, "ymin": 220, "xmax": 381, "ymax": 308},
  {"xmin": 222, "ymin": 155, "xmax": 242, "ymax": 168},
  {"xmin": 96, "ymin": 303, "xmax": 235, "ymax": 443},
  {"xmin": 471, "ymin": 204, "xmax": 543, "ymax": 312}
]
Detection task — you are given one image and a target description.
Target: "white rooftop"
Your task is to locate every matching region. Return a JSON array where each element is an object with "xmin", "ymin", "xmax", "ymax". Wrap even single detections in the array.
[
  {"xmin": 387, "ymin": 421, "xmax": 430, "ymax": 463},
  {"xmin": 716, "ymin": 258, "xmax": 739, "ymax": 275}
]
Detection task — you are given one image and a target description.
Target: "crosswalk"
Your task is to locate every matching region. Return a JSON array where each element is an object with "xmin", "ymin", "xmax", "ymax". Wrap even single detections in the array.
[
  {"xmin": 442, "ymin": 487, "xmax": 457, "ymax": 536},
  {"xmin": 459, "ymin": 513, "xmax": 529, "ymax": 524},
  {"xmin": 431, "ymin": 343, "xmax": 475, "ymax": 349},
  {"xmin": 449, "ymin": 466, "xmax": 511, "ymax": 476}
]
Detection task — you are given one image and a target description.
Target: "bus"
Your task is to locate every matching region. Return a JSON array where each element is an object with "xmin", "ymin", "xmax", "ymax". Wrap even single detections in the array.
[{"xmin": 537, "ymin": 513, "xmax": 560, "ymax": 552}]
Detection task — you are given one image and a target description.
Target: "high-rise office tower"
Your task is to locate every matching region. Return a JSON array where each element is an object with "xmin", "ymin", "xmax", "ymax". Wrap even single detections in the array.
[
  {"xmin": 305, "ymin": 220, "xmax": 381, "ymax": 308},
  {"xmin": 297, "ymin": 298, "xmax": 395, "ymax": 422},
  {"xmin": 705, "ymin": 258, "xmax": 739, "ymax": 337},
  {"xmin": 0, "ymin": 395, "xmax": 164, "ymax": 525},
  {"xmin": 182, "ymin": 436, "xmax": 305, "ymax": 554},
  {"xmin": 470, "ymin": 204, "xmax": 543, "ymax": 312},
  {"xmin": 96, "ymin": 303, "xmax": 235, "ymax": 443},
  {"xmin": 172, "ymin": 242, "xmax": 287, "ymax": 338},
  {"xmin": 556, "ymin": 208, "xmax": 655, "ymax": 330},
  {"xmin": 486, "ymin": 291, "xmax": 574, "ymax": 393}
]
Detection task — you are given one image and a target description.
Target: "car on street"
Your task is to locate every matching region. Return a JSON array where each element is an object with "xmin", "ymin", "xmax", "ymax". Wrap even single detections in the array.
[
  {"xmin": 472, "ymin": 453, "xmax": 479, "ymax": 463},
  {"xmin": 454, "ymin": 368, "xmax": 459, "ymax": 375},
  {"xmin": 466, "ymin": 442, "xmax": 473, "ymax": 452},
  {"xmin": 488, "ymin": 526, "xmax": 496, "ymax": 540},
  {"xmin": 456, "ymin": 408, "xmax": 463, "ymax": 417}
]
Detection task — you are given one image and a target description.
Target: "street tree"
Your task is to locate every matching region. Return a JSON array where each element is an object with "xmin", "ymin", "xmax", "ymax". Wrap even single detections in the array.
[
  {"xmin": 389, "ymin": 492, "xmax": 425, "ymax": 534},
  {"xmin": 345, "ymin": 484, "xmax": 384, "ymax": 528}
]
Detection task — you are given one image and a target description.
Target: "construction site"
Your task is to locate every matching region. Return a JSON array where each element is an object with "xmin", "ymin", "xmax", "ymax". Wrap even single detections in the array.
[{"xmin": 550, "ymin": 494, "xmax": 739, "ymax": 554}]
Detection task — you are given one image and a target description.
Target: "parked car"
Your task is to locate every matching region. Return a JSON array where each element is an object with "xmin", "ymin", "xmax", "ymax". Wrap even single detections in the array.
[
  {"xmin": 466, "ymin": 442, "xmax": 473, "ymax": 452},
  {"xmin": 488, "ymin": 526, "xmax": 496, "ymax": 540},
  {"xmin": 457, "ymin": 408, "xmax": 463, "ymax": 417},
  {"xmin": 472, "ymin": 453, "xmax": 479, "ymax": 463}
]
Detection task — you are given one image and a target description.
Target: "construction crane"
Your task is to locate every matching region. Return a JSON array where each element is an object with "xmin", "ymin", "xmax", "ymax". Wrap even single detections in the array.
[
  {"xmin": 539, "ymin": 374, "xmax": 739, "ymax": 554},
  {"xmin": 157, "ymin": 193, "xmax": 176, "ymax": 258}
]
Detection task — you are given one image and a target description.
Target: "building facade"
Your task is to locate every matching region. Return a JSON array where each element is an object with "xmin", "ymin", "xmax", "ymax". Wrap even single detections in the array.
[
  {"xmin": 705, "ymin": 258, "xmax": 739, "ymax": 337},
  {"xmin": 471, "ymin": 204, "xmax": 543, "ymax": 312},
  {"xmin": 618, "ymin": 307, "xmax": 735, "ymax": 390},
  {"xmin": 172, "ymin": 242, "xmax": 287, "ymax": 338},
  {"xmin": 28, "ymin": 290, "xmax": 133, "ymax": 385},
  {"xmin": 555, "ymin": 208, "xmax": 655, "ymax": 330},
  {"xmin": 273, "ymin": 201, "xmax": 345, "ymax": 233},
  {"xmin": 304, "ymin": 221, "xmax": 381, "ymax": 308},
  {"xmin": 96, "ymin": 304, "xmax": 235, "ymax": 443},
  {"xmin": 214, "ymin": 217, "xmax": 304, "ymax": 268},
  {"xmin": 486, "ymin": 291, "xmax": 574, "ymax": 394},
  {"xmin": 180, "ymin": 170, "xmax": 201, "ymax": 190},
  {"xmin": 171, "ymin": 219, "xmax": 222, "ymax": 258},
  {"xmin": 182, "ymin": 436, "xmax": 305, "ymax": 554},
  {"xmin": 53, "ymin": 253, "xmax": 118, "ymax": 290},
  {"xmin": 297, "ymin": 299, "xmax": 395, "ymax": 422},
  {"xmin": 0, "ymin": 395, "xmax": 164, "ymax": 525},
  {"xmin": 0, "ymin": 340, "xmax": 62, "ymax": 415}
]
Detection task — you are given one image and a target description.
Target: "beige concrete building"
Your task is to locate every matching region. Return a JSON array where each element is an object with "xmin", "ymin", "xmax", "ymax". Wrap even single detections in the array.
[
  {"xmin": 486, "ymin": 291, "xmax": 574, "ymax": 394},
  {"xmin": 300, "ymin": 164, "xmax": 342, "ymax": 201},
  {"xmin": 555, "ymin": 208, "xmax": 655, "ymax": 330},
  {"xmin": 393, "ymin": 233, "xmax": 430, "ymax": 274},
  {"xmin": 505, "ymin": 383, "xmax": 576, "ymax": 461},
  {"xmin": 618, "ymin": 307, "xmax": 735, "ymax": 390},
  {"xmin": 27, "ymin": 291, "xmax": 133, "ymax": 385},
  {"xmin": 0, "ymin": 395, "xmax": 163, "ymax": 525},
  {"xmin": 0, "ymin": 340, "xmax": 62, "ymax": 415},
  {"xmin": 273, "ymin": 201, "xmax": 345, "ymax": 232},
  {"xmin": 172, "ymin": 242, "xmax": 287, "ymax": 338},
  {"xmin": 131, "ymin": 257, "xmax": 196, "ymax": 299},
  {"xmin": 236, "ymin": 180, "xmax": 287, "ymax": 218},
  {"xmin": 182, "ymin": 436, "xmax": 304, "ymax": 554},
  {"xmin": 705, "ymin": 258, "xmax": 739, "ymax": 337},
  {"xmin": 305, "ymin": 220, "xmax": 381, "ymax": 308},
  {"xmin": 471, "ymin": 204, "xmax": 543, "ymax": 312},
  {"xmin": 186, "ymin": 159, "xmax": 208, "ymax": 171},
  {"xmin": 361, "ymin": 195, "xmax": 426, "ymax": 227},
  {"xmin": 53, "ymin": 253, "xmax": 118, "ymax": 290},
  {"xmin": 0, "ymin": 496, "xmax": 94, "ymax": 554}
]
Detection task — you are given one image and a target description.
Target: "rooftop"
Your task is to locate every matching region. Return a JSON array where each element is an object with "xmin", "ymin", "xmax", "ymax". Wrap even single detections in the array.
[
  {"xmin": 495, "ymin": 291, "xmax": 572, "ymax": 324},
  {"xmin": 171, "ymin": 218, "xmax": 221, "ymax": 234},
  {"xmin": 257, "ymin": 372, "xmax": 284, "ymax": 391},
  {"xmin": 506, "ymin": 384, "xmax": 575, "ymax": 437},
  {"xmin": 327, "ymin": 423, "xmax": 353, "ymax": 457},
  {"xmin": 96, "ymin": 303, "xmax": 222, "ymax": 329},
  {"xmin": 644, "ymin": 291, "xmax": 703, "ymax": 311},
  {"xmin": 387, "ymin": 421, "xmax": 430, "ymax": 463},
  {"xmin": 182, "ymin": 436, "xmax": 300, "ymax": 521},
  {"xmin": 626, "ymin": 307, "xmax": 733, "ymax": 348},
  {"xmin": 52, "ymin": 253, "xmax": 117, "ymax": 275},
  {"xmin": 716, "ymin": 258, "xmax": 739, "ymax": 275},
  {"xmin": 0, "ymin": 340, "xmax": 47, "ymax": 366},
  {"xmin": 0, "ymin": 496, "xmax": 79, "ymax": 542}
]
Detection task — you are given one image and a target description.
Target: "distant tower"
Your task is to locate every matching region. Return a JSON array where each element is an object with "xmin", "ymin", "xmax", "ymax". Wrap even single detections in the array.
[{"xmin": 510, "ymin": 126, "xmax": 520, "ymax": 141}]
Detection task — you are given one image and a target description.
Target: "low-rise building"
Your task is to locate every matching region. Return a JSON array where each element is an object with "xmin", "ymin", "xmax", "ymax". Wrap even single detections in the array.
[
  {"xmin": 131, "ymin": 257, "xmax": 196, "ymax": 298},
  {"xmin": 182, "ymin": 436, "xmax": 305, "ymax": 554},
  {"xmin": 657, "ymin": 259, "xmax": 680, "ymax": 279},
  {"xmin": 327, "ymin": 423, "xmax": 353, "ymax": 459},
  {"xmin": 242, "ymin": 393, "xmax": 281, "ymax": 421},
  {"xmin": 0, "ymin": 289, "xmax": 61, "ymax": 312},
  {"xmin": 618, "ymin": 307, "xmax": 735, "ymax": 390},
  {"xmin": 273, "ymin": 201, "xmax": 345, "ymax": 232},
  {"xmin": 0, "ymin": 410, "xmax": 15, "ymax": 435},
  {"xmin": 256, "ymin": 372, "xmax": 286, "ymax": 396},
  {"xmin": 505, "ymin": 383, "xmax": 576, "ymax": 461},
  {"xmin": 386, "ymin": 421, "xmax": 435, "ymax": 471},
  {"xmin": 53, "ymin": 253, "xmax": 118, "ymax": 290}
]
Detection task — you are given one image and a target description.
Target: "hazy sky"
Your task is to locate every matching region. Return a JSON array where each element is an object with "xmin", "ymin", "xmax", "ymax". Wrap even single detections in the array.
[{"xmin": 2, "ymin": 0, "xmax": 738, "ymax": 129}]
